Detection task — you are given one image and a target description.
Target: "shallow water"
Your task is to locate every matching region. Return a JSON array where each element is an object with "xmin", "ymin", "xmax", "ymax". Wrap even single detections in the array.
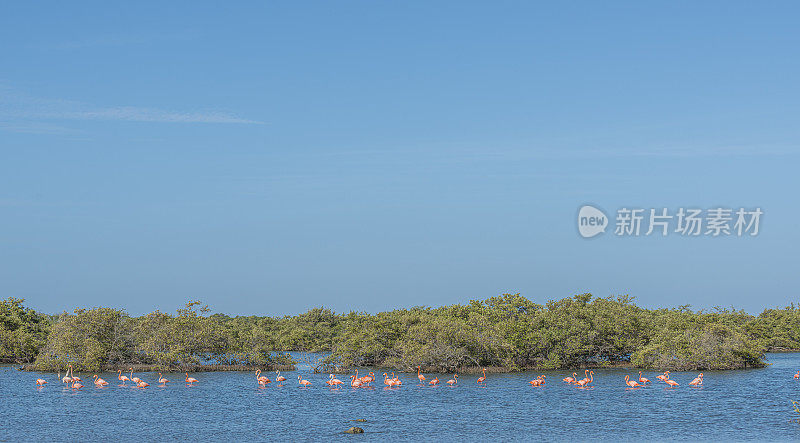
[{"xmin": 3, "ymin": 353, "xmax": 800, "ymax": 441}]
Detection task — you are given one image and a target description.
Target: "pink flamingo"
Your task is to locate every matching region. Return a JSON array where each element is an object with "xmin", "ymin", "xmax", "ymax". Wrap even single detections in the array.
[
  {"xmin": 530, "ymin": 375, "xmax": 546, "ymax": 386},
  {"xmin": 117, "ymin": 369, "xmax": 130, "ymax": 385},
  {"xmin": 663, "ymin": 373, "xmax": 679, "ymax": 388},
  {"xmin": 360, "ymin": 371, "xmax": 375, "ymax": 386},
  {"xmin": 62, "ymin": 365, "xmax": 74, "ymax": 384},
  {"xmin": 185, "ymin": 372, "xmax": 199, "ymax": 385},
  {"xmin": 327, "ymin": 374, "xmax": 343, "ymax": 386},
  {"xmin": 429, "ymin": 377, "xmax": 440, "ymax": 386},
  {"xmin": 136, "ymin": 380, "xmax": 150, "ymax": 388},
  {"xmin": 275, "ymin": 371, "xmax": 287, "ymax": 383},
  {"xmin": 417, "ymin": 366, "xmax": 426, "ymax": 383},
  {"xmin": 35, "ymin": 378, "xmax": 48, "ymax": 386},
  {"xmin": 794, "ymin": 371, "xmax": 799, "ymax": 379},
  {"xmin": 477, "ymin": 368, "xmax": 487, "ymax": 384},
  {"xmin": 350, "ymin": 375, "xmax": 362, "ymax": 387},
  {"xmin": 689, "ymin": 373, "xmax": 703, "ymax": 386},
  {"xmin": 157, "ymin": 373, "xmax": 169, "ymax": 385},
  {"xmin": 576, "ymin": 371, "xmax": 593, "ymax": 387},
  {"xmin": 447, "ymin": 374, "xmax": 458, "ymax": 386},
  {"xmin": 391, "ymin": 372, "xmax": 402, "ymax": 386},
  {"xmin": 71, "ymin": 380, "xmax": 84, "ymax": 390},
  {"xmin": 129, "ymin": 368, "xmax": 142, "ymax": 385},
  {"xmin": 563, "ymin": 372, "xmax": 578, "ymax": 384},
  {"xmin": 69, "ymin": 366, "xmax": 82, "ymax": 382},
  {"xmin": 255, "ymin": 370, "xmax": 271, "ymax": 385},
  {"xmin": 93, "ymin": 375, "xmax": 109, "ymax": 386},
  {"xmin": 638, "ymin": 371, "xmax": 650, "ymax": 384},
  {"xmin": 656, "ymin": 371, "xmax": 669, "ymax": 381},
  {"xmin": 625, "ymin": 375, "xmax": 643, "ymax": 388},
  {"xmin": 297, "ymin": 375, "xmax": 312, "ymax": 387}
]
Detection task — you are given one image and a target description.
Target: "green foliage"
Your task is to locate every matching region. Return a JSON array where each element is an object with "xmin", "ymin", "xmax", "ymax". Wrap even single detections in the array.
[
  {"xmin": 15, "ymin": 293, "xmax": 800, "ymax": 372},
  {"xmin": 29, "ymin": 301, "xmax": 292, "ymax": 371},
  {"xmin": 323, "ymin": 293, "xmax": 767, "ymax": 371},
  {"xmin": 32, "ymin": 307, "xmax": 132, "ymax": 371},
  {"xmin": 0, "ymin": 298, "xmax": 51, "ymax": 363}
]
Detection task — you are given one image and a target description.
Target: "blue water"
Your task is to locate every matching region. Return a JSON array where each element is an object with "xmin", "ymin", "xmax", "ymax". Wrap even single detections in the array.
[{"xmin": 3, "ymin": 353, "xmax": 800, "ymax": 441}]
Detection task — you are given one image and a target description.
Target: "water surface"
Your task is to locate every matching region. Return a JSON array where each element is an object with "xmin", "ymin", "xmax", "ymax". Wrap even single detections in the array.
[{"xmin": 3, "ymin": 353, "xmax": 800, "ymax": 441}]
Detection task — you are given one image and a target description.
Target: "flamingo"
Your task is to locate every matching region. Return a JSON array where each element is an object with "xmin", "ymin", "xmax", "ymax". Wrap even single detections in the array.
[
  {"xmin": 576, "ymin": 371, "xmax": 593, "ymax": 387},
  {"xmin": 117, "ymin": 369, "xmax": 130, "ymax": 385},
  {"xmin": 128, "ymin": 368, "xmax": 143, "ymax": 385},
  {"xmin": 625, "ymin": 375, "xmax": 643, "ymax": 388},
  {"xmin": 664, "ymin": 379, "xmax": 679, "ymax": 387},
  {"xmin": 327, "ymin": 374, "xmax": 343, "ymax": 386},
  {"xmin": 361, "ymin": 372, "xmax": 375, "ymax": 386},
  {"xmin": 794, "ymin": 371, "xmax": 799, "ymax": 379},
  {"xmin": 637, "ymin": 371, "xmax": 650, "ymax": 384},
  {"xmin": 136, "ymin": 380, "xmax": 150, "ymax": 388},
  {"xmin": 429, "ymin": 377, "xmax": 440, "ymax": 386},
  {"xmin": 447, "ymin": 374, "xmax": 458, "ymax": 386},
  {"xmin": 93, "ymin": 375, "xmax": 109, "ymax": 386},
  {"xmin": 689, "ymin": 373, "xmax": 704, "ymax": 386},
  {"xmin": 157, "ymin": 373, "xmax": 169, "ymax": 385},
  {"xmin": 255, "ymin": 370, "xmax": 271, "ymax": 385},
  {"xmin": 656, "ymin": 371, "xmax": 669, "ymax": 381},
  {"xmin": 563, "ymin": 372, "xmax": 578, "ymax": 384},
  {"xmin": 477, "ymin": 368, "xmax": 487, "ymax": 384},
  {"xmin": 275, "ymin": 371, "xmax": 287, "ymax": 383},
  {"xmin": 383, "ymin": 372, "xmax": 401, "ymax": 387},
  {"xmin": 35, "ymin": 378, "xmax": 47, "ymax": 386},
  {"xmin": 578, "ymin": 370, "xmax": 590, "ymax": 385},
  {"xmin": 417, "ymin": 366, "xmax": 426, "ymax": 383},
  {"xmin": 69, "ymin": 366, "xmax": 82, "ymax": 382},
  {"xmin": 297, "ymin": 375, "xmax": 312, "ymax": 387},
  {"xmin": 62, "ymin": 365, "xmax": 74, "ymax": 384},
  {"xmin": 350, "ymin": 375, "xmax": 362, "ymax": 387},
  {"xmin": 185, "ymin": 372, "xmax": 199, "ymax": 385},
  {"xmin": 530, "ymin": 375, "xmax": 546, "ymax": 386},
  {"xmin": 71, "ymin": 380, "xmax": 84, "ymax": 390}
]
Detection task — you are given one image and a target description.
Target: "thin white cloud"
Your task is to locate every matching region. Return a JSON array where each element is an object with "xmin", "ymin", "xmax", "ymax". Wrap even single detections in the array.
[
  {"xmin": 0, "ymin": 84, "xmax": 262, "ymax": 129},
  {"xmin": 0, "ymin": 120, "xmax": 81, "ymax": 135},
  {"xmin": 29, "ymin": 33, "xmax": 197, "ymax": 51},
  {"xmin": 11, "ymin": 106, "xmax": 262, "ymax": 124}
]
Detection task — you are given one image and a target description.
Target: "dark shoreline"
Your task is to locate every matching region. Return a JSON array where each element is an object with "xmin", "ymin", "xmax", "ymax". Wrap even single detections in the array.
[
  {"xmin": 19, "ymin": 358, "xmax": 782, "ymax": 374},
  {"xmin": 17, "ymin": 363, "xmax": 296, "ymax": 373}
]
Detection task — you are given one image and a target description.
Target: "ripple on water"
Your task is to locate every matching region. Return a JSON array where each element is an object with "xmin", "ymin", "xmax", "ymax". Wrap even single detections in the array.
[{"xmin": 3, "ymin": 353, "xmax": 800, "ymax": 441}]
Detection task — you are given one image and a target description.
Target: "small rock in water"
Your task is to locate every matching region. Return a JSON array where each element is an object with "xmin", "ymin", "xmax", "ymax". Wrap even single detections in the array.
[{"xmin": 344, "ymin": 427, "xmax": 365, "ymax": 434}]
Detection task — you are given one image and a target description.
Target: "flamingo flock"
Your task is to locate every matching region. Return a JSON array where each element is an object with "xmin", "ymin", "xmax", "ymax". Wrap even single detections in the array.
[
  {"xmin": 41, "ymin": 366, "xmax": 800, "ymax": 392},
  {"xmin": 560, "ymin": 370, "xmax": 595, "ymax": 388},
  {"xmin": 623, "ymin": 371, "xmax": 701, "ymax": 389},
  {"xmin": 37, "ymin": 367, "xmax": 199, "ymax": 389}
]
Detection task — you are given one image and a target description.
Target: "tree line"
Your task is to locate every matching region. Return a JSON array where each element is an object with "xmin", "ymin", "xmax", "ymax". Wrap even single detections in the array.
[{"xmin": 3, "ymin": 294, "xmax": 799, "ymax": 372}]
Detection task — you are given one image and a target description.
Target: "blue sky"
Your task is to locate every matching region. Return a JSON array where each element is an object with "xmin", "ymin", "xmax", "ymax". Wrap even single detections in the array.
[{"xmin": 1, "ymin": 1, "xmax": 799, "ymax": 315}]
